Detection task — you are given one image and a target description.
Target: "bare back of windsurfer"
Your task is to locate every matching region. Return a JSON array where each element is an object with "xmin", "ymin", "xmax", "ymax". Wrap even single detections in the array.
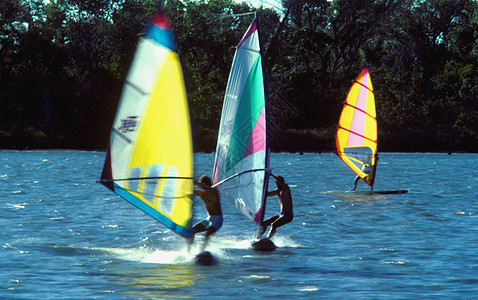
[{"xmin": 189, "ymin": 175, "xmax": 223, "ymax": 252}]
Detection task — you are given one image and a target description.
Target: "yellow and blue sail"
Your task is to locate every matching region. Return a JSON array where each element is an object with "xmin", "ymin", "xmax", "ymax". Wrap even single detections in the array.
[
  {"xmin": 100, "ymin": 13, "xmax": 193, "ymax": 238},
  {"xmin": 336, "ymin": 67, "xmax": 378, "ymax": 187},
  {"xmin": 212, "ymin": 14, "xmax": 270, "ymax": 225}
]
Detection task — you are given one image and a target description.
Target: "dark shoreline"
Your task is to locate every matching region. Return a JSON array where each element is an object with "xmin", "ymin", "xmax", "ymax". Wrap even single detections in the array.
[
  {"xmin": 1, "ymin": 127, "xmax": 476, "ymax": 153},
  {"xmin": 0, "ymin": 148, "xmax": 474, "ymax": 154}
]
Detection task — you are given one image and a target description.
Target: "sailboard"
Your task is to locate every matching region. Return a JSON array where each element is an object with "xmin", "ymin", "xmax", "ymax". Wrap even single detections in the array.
[
  {"xmin": 373, "ymin": 190, "xmax": 408, "ymax": 195},
  {"xmin": 194, "ymin": 251, "xmax": 217, "ymax": 266},
  {"xmin": 211, "ymin": 14, "xmax": 274, "ymax": 250},
  {"xmin": 251, "ymin": 237, "xmax": 277, "ymax": 251},
  {"xmin": 99, "ymin": 12, "xmax": 194, "ymax": 239},
  {"xmin": 336, "ymin": 67, "xmax": 378, "ymax": 189},
  {"xmin": 335, "ymin": 67, "xmax": 407, "ymax": 194}
]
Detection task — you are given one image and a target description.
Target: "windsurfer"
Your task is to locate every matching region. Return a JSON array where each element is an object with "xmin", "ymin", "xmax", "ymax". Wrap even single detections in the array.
[
  {"xmin": 256, "ymin": 175, "xmax": 293, "ymax": 239},
  {"xmin": 189, "ymin": 175, "xmax": 223, "ymax": 251},
  {"xmin": 352, "ymin": 154, "xmax": 378, "ymax": 191}
]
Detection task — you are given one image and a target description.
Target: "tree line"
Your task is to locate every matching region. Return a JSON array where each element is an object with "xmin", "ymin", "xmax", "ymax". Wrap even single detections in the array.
[{"xmin": 1, "ymin": 0, "xmax": 477, "ymax": 152}]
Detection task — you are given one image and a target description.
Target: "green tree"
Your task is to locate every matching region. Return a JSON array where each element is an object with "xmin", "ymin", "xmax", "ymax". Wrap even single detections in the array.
[
  {"xmin": 372, "ymin": 0, "xmax": 478, "ymax": 150},
  {"xmin": 1, "ymin": 0, "xmax": 477, "ymax": 151}
]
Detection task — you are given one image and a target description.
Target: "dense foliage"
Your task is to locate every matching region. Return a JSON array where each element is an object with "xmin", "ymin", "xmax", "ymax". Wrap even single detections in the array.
[{"xmin": 1, "ymin": 0, "xmax": 477, "ymax": 152}]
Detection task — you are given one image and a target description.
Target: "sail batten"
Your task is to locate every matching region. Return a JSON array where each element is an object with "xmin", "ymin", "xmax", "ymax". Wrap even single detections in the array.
[
  {"xmin": 343, "ymin": 103, "xmax": 376, "ymax": 119},
  {"xmin": 336, "ymin": 67, "xmax": 378, "ymax": 188},
  {"xmin": 125, "ymin": 80, "xmax": 149, "ymax": 96},
  {"xmin": 213, "ymin": 14, "xmax": 270, "ymax": 225},
  {"xmin": 99, "ymin": 12, "xmax": 193, "ymax": 238},
  {"xmin": 111, "ymin": 129, "xmax": 133, "ymax": 143},
  {"xmin": 236, "ymin": 46, "xmax": 261, "ymax": 54},
  {"xmin": 337, "ymin": 126, "xmax": 377, "ymax": 143},
  {"xmin": 353, "ymin": 80, "xmax": 374, "ymax": 93}
]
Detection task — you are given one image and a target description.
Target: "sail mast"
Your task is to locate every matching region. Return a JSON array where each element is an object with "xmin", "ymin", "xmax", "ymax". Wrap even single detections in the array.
[{"xmin": 255, "ymin": 12, "xmax": 270, "ymax": 226}]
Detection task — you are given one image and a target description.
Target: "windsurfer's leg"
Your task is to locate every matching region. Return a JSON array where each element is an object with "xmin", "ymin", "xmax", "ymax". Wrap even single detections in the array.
[
  {"xmin": 187, "ymin": 222, "xmax": 204, "ymax": 253},
  {"xmin": 257, "ymin": 215, "xmax": 279, "ymax": 239},
  {"xmin": 193, "ymin": 221, "xmax": 207, "ymax": 234},
  {"xmin": 186, "ymin": 236, "xmax": 194, "ymax": 253},
  {"xmin": 202, "ymin": 227, "xmax": 217, "ymax": 251},
  {"xmin": 266, "ymin": 226, "xmax": 276, "ymax": 239},
  {"xmin": 352, "ymin": 175, "xmax": 359, "ymax": 190},
  {"xmin": 267, "ymin": 213, "xmax": 293, "ymax": 239}
]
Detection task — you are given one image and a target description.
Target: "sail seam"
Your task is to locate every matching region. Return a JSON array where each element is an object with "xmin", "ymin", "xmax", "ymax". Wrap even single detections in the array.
[
  {"xmin": 125, "ymin": 80, "xmax": 149, "ymax": 96},
  {"xmin": 111, "ymin": 128, "xmax": 133, "ymax": 143},
  {"xmin": 237, "ymin": 46, "xmax": 260, "ymax": 54},
  {"xmin": 212, "ymin": 168, "xmax": 270, "ymax": 188},
  {"xmin": 337, "ymin": 125, "xmax": 377, "ymax": 143},
  {"xmin": 344, "ymin": 102, "xmax": 376, "ymax": 120},
  {"xmin": 354, "ymin": 79, "xmax": 374, "ymax": 93}
]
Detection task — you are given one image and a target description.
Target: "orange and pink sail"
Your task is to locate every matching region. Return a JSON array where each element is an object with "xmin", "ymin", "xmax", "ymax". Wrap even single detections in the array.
[{"xmin": 336, "ymin": 68, "xmax": 378, "ymax": 188}]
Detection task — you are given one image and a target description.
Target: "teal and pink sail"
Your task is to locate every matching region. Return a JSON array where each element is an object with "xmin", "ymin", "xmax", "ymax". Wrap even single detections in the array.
[{"xmin": 212, "ymin": 14, "xmax": 270, "ymax": 225}]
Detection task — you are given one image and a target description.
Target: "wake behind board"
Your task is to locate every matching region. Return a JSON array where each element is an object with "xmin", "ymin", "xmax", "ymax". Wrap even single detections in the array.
[
  {"xmin": 194, "ymin": 251, "xmax": 217, "ymax": 266},
  {"xmin": 348, "ymin": 190, "xmax": 408, "ymax": 195},
  {"xmin": 251, "ymin": 238, "xmax": 277, "ymax": 252},
  {"xmin": 373, "ymin": 190, "xmax": 408, "ymax": 195}
]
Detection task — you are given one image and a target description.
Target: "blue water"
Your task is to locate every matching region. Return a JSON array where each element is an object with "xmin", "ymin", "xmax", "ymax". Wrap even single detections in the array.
[{"xmin": 1, "ymin": 150, "xmax": 477, "ymax": 299}]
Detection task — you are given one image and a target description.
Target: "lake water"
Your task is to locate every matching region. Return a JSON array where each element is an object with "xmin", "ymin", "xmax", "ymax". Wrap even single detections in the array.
[{"xmin": 1, "ymin": 150, "xmax": 477, "ymax": 299}]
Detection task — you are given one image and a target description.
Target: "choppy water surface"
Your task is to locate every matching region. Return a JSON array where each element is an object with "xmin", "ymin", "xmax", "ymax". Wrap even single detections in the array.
[{"xmin": 1, "ymin": 150, "xmax": 477, "ymax": 299}]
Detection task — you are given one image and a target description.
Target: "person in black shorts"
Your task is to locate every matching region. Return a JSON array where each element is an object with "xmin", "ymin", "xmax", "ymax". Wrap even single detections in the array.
[{"xmin": 256, "ymin": 175, "xmax": 293, "ymax": 239}]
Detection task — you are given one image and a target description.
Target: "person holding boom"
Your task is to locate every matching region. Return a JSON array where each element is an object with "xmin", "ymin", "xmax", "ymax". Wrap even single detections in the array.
[
  {"xmin": 256, "ymin": 174, "xmax": 293, "ymax": 239},
  {"xmin": 189, "ymin": 175, "xmax": 223, "ymax": 251}
]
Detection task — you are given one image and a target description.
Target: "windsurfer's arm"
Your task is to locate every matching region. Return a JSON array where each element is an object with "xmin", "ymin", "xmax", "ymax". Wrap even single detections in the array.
[
  {"xmin": 267, "ymin": 189, "xmax": 279, "ymax": 197},
  {"xmin": 194, "ymin": 190, "xmax": 204, "ymax": 197},
  {"xmin": 195, "ymin": 181, "xmax": 205, "ymax": 188}
]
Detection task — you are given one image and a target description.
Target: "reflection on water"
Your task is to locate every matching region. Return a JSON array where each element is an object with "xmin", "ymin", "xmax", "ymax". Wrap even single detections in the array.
[
  {"xmin": 108, "ymin": 263, "xmax": 199, "ymax": 298},
  {"xmin": 94, "ymin": 247, "xmax": 200, "ymax": 298}
]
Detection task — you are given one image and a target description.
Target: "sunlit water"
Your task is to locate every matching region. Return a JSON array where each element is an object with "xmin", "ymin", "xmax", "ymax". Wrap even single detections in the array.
[{"xmin": 1, "ymin": 150, "xmax": 477, "ymax": 299}]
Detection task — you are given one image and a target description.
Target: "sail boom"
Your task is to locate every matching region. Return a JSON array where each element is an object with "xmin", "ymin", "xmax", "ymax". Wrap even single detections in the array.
[
  {"xmin": 100, "ymin": 176, "xmax": 194, "ymax": 182},
  {"xmin": 336, "ymin": 150, "xmax": 379, "ymax": 158},
  {"xmin": 212, "ymin": 168, "xmax": 270, "ymax": 188}
]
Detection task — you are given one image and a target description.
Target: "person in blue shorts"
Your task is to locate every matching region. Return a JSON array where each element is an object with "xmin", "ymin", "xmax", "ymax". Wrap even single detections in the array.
[
  {"xmin": 256, "ymin": 175, "xmax": 293, "ymax": 239},
  {"xmin": 190, "ymin": 175, "xmax": 223, "ymax": 251}
]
